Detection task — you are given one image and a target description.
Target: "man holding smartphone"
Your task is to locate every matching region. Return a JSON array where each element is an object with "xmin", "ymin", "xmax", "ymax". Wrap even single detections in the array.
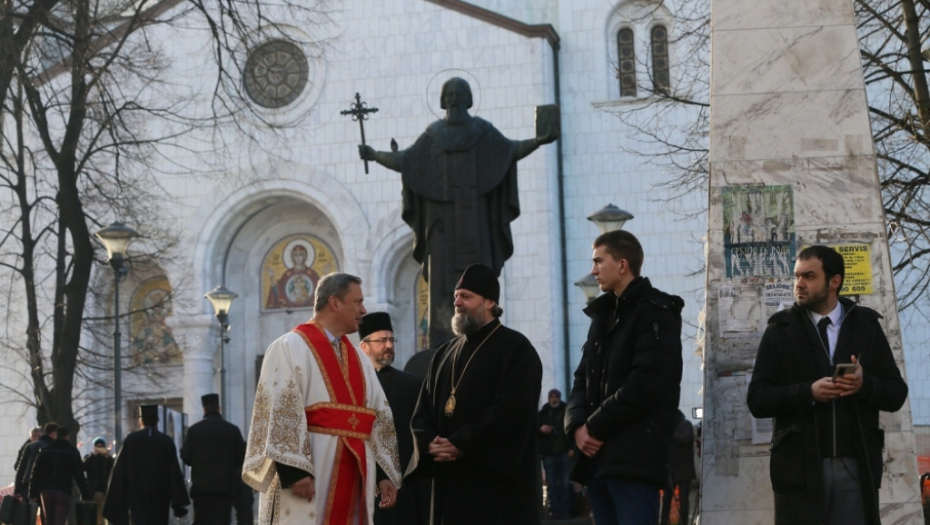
[{"xmin": 747, "ymin": 245, "xmax": 908, "ymax": 525}]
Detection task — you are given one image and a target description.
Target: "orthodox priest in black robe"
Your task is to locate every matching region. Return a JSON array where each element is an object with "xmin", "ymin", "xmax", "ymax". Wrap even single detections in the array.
[
  {"xmin": 359, "ymin": 312, "xmax": 429, "ymax": 525},
  {"xmin": 358, "ymin": 77, "xmax": 557, "ymax": 347},
  {"xmin": 103, "ymin": 405, "xmax": 190, "ymax": 525},
  {"xmin": 409, "ymin": 264, "xmax": 543, "ymax": 525}
]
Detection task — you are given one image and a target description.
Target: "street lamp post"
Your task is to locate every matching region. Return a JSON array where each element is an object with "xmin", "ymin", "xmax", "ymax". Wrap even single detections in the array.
[
  {"xmin": 587, "ymin": 203, "xmax": 634, "ymax": 234},
  {"xmin": 95, "ymin": 222, "xmax": 139, "ymax": 451},
  {"xmin": 205, "ymin": 285, "xmax": 238, "ymax": 411},
  {"xmin": 573, "ymin": 274, "xmax": 601, "ymax": 304}
]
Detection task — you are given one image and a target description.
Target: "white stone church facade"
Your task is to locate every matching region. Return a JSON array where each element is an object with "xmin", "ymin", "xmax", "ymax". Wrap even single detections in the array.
[{"xmin": 1, "ymin": 0, "xmax": 927, "ymax": 484}]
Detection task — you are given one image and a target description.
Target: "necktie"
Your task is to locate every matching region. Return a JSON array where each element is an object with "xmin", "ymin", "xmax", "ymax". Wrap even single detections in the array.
[
  {"xmin": 817, "ymin": 317, "xmax": 832, "ymax": 353},
  {"xmin": 332, "ymin": 338, "xmax": 342, "ymax": 360}
]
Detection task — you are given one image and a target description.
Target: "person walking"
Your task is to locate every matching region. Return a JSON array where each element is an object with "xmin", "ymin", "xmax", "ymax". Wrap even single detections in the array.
[
  {"xmin": 539, "ymin": 389, "xmax": 572, "ymax": 519},
  {"xmin": 103, "ymin": 405, "xmax": 190, "ymax": 525},
  {"xmin": 15, "ymin": 422, "xmax": 57, "ymax": 499},
  {"xmin": 14, "ymin": 427, "xmax": 42, "ymax": 473},
  {"xmin": 28, "ymin": 427, "xmax": 90, "ymax": 525},
  {"xmin": 181, "ymin": 393, "xmax": 247, "ymax": 525},
  {"xmin": 83, "ymin": 437, "xmax": 115, "ymax": 525}
]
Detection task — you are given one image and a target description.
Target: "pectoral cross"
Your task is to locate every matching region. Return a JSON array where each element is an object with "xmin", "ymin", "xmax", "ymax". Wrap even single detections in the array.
[{"xmin": 340, "ymin": 93, "xmax": 379, "ymax": 174}]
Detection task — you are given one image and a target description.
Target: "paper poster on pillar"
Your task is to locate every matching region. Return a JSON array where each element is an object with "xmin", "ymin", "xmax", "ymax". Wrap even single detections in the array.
[{"xmin": 723, "ymin": 185, "xmax": 797, "ymax": 278}]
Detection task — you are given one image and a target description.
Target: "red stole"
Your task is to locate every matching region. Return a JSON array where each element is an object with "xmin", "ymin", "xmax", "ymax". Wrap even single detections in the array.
[{"xmin": 293, "ymin": 322, "xmax": 375, "ymax": 525}]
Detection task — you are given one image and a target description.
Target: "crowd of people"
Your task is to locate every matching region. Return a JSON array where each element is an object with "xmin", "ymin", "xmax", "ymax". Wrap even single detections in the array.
[
  {"xmin": 9, "ymin": 231, "xmax": 915, "ymax": 525},
  {"xmin": 10, "ymin": 395, "xmax": 252, "ymax": 525}
]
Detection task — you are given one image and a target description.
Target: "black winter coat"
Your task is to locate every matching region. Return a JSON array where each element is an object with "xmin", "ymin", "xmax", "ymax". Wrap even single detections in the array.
[
  {"xmin": 103, "ymin": 426, "xmax": 190, "ymax": 525},
  {"xmin": 747, "ymin": 298, "xmax": 908, "ymax": 525},
  {"xmin": 14, "ymin": 436, "xmax": 52, "ymax": 497},
  {"xmin": 566, "ymin": 277, "xmax": 684, "ymax": 487},
  {"xmin": 28, "ymin": 439, "xmax": 89, "ymax": 500},
  {"xmin": 180, "ymin": 412, "xmax": 246, "ymax": 497},
  {"xmin": 83, "ymin": 452, "xmax": 115, "ymax": 493}
]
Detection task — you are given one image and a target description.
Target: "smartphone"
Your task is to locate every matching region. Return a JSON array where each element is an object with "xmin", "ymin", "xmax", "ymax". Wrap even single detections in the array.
[{"xmin": 833, "ymin": 363, "xmax": 857, "ymax": 380}]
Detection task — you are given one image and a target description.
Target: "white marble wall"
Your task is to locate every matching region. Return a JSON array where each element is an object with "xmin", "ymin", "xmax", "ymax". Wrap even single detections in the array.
[{"xmin": 704, "ymin": 0, "xmax": 922, "ymax": 522}]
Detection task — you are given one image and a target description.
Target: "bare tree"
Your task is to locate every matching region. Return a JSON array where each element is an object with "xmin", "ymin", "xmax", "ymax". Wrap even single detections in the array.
[
  {"xmin": 0, "ymin": 0, "xmax": 333, "ymax": 434},
  {"xmin": 601, "ymin": 0, "xmax": 930, "ymax": 315}
]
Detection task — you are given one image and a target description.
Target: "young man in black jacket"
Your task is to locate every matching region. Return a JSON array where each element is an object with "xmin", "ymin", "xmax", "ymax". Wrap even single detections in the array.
[
  {"xmin": 28, "ymin": 427, "xmax": 90, "ymax": 525},
  {"xmin": 747, "ymin": 245, "xmax": 907, "ymax": 525},
  {"xmin": 566, "ymin": 230, "xmax": 684, "ymax": 525}
]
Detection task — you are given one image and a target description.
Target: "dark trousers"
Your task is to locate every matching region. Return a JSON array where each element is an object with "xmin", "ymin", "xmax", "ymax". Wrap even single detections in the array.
[
  {"xmin": 587, "ymin": 477, "xmax": 659, "ymax": 525},
  {"xmin": 823, "ymin": 457, "xmax": 867, "ymax": 525},
  {"xmin": 192, "ymin": 493, "xmax": 232, "ymax": 525},
  {"xmin": 660, "ymin": 482, "xmax": 690, "ymax": 525},
  {"xmin": 40, "ymin": 490, "xmax": 71, "ymax": 525},
  {"xmin": 542, "ymin": 453, "xmax": 572, "ymax": 516}
]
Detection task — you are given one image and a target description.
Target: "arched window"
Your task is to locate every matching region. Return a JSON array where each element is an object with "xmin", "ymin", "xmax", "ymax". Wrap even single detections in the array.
[
  {"xmin": 617, "ymin": 28, "xmax": 636, "ymax": 97},
  {"xmin": 651, "ymin": 25, "xmax": 670, "ymax": 94}
]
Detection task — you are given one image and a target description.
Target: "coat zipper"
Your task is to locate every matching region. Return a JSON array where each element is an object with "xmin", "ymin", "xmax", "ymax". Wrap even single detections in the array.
[{"xmin": 813, "ymin": 304, "xmax": 856, "ymax": 457}]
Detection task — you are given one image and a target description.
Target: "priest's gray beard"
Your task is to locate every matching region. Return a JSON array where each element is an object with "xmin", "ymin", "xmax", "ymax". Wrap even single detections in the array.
[{"xmin": 451, "ymin": 312, "xmax": 481, "ymax": 337}]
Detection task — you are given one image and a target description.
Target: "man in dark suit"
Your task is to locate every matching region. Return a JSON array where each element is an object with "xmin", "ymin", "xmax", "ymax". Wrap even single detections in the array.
[
  {"xmin": 359, "ymin": 312, "xmax": 428, "ymax": 525},
  {"xmin": 103, "ymin": 405, "xmax": 190, "ymax": 525},
  {"xmin": 181, "ymin": 394, "xmax": 247, "ymax": 525}
]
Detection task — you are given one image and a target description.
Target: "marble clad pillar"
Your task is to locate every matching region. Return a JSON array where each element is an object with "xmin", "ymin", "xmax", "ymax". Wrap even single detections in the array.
[
  {"xmin": 181, "ymin": 314, "xmax": 219, "ymax": 418},
  {"xmin": 702, "ymin": 0, "xmax": 922, "ymax": 522}
]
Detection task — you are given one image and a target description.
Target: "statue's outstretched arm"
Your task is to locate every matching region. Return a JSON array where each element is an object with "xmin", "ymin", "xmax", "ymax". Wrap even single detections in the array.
[
  {"xmin": 514, "ymin": 131, "xmax": 558, "ymax": 161},
  {"xmin": 358, "ymin": 145, "xmax": 402, "ymax": 172}
]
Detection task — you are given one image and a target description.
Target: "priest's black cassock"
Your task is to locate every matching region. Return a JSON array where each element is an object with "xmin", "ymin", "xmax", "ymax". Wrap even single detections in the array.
[
  {"xmin": 374, "ymin": 366, "xmax": 428, "ymax": 525},
  {"xmin": 103, "ymin": 426, "xmax": 189, "ymax": 525},
  {"xmin": 409, "ymin": 317, "xmax": 543, "ymax": 525}
]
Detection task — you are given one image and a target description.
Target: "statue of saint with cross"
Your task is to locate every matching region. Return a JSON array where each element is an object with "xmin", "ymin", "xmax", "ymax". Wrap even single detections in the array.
[{"xmin": 358, "ymin": 77, "xmax": 558, "ymax": 347}]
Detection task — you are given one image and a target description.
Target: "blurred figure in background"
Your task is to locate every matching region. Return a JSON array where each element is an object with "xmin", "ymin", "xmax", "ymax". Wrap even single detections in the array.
[{"xmin": 83, "ymin": 437, "xmax": 114, "ymax": 525}]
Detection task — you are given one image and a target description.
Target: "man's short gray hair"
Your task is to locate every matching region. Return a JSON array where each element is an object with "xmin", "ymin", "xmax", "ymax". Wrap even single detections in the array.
[{"xmin": 314, "ymin": 273, "xmax": 363, "ymax": 312}]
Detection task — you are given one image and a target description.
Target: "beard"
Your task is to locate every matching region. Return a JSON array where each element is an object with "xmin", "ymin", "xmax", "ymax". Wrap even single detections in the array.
[
  {"xmin": 374, "ymin": 352, "xmax": 395, "ymax": 368},
  {"xmin": 451, "ymin": 311, "xmax": 482, "ymax": 336},
  {"xmin": 446, "ymin": 105, "xmax": 469, "ymax": 125},
  {"xmin": 796, "ymin": 286, "xmax": 829, "ymax": 311}
]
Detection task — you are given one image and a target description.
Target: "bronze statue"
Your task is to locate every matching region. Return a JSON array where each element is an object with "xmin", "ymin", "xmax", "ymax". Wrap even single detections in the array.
[{"xmin": 359, "ymin": 77, "xmax": 558, "ymax": 346}]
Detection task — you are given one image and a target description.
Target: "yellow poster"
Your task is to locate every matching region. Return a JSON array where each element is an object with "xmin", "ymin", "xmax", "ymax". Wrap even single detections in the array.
[
  {"xmin": 261, "ymin": 234, "xmax": 339, "ymax": 310},
  {"xmin": 832, "ymin": 244, "xmax": 872, "ymax": 295}
]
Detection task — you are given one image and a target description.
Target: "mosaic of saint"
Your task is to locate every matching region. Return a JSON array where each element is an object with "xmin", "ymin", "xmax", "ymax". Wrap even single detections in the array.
[
  {"xmin": 262, "ymin": 235, "xmax": 338, "ymax": 310},
  {"xmin": 416, "ymin": 273, "xmax": 429, "ymax": 350},
  {"xmin": 131, "ymin": 277, "xmax": 183, "ymax": 365}
]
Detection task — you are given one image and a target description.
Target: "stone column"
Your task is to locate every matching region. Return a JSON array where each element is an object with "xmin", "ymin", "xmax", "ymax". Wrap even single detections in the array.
[
  {"xmin": 702, "ymin": 0, "xmax": 922, "ymax": 522},
  {"xmin": 180, "ymin": 314, "xmax": 218, "ymax": 418}
]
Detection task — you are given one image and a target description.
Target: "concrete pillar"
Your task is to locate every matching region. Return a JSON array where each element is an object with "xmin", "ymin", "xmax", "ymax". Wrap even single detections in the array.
[
  {"xmin": 181, "ymin": 314, "xmax": 217, "ymax": 419},
  {"xmin": 702, "ymin": 0, "xmax": 922, "ymax": 522}
]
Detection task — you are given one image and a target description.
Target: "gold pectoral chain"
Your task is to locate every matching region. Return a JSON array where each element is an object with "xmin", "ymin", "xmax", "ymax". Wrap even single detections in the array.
[{"xmin": 444, "ymin": 323, "xmax": 502, "ymax": 417}]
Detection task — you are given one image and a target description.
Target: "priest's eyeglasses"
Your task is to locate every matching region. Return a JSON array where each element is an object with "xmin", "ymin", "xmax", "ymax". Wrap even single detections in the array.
[{"xmin": 367, "ymin": 337, "xmax": 398, "ymax": 344}]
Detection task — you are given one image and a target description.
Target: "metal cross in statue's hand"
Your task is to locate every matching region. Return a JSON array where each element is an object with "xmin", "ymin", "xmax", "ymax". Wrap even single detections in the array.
[{"xmin": 340, "ymin": 93, "xmax": 379, "ymax": 174}]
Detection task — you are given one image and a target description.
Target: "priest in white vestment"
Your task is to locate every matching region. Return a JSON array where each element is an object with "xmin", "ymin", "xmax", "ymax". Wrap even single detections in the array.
[{"xmin": 243, "ymin": 273, "xmax": 403, "ymax": 525}]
